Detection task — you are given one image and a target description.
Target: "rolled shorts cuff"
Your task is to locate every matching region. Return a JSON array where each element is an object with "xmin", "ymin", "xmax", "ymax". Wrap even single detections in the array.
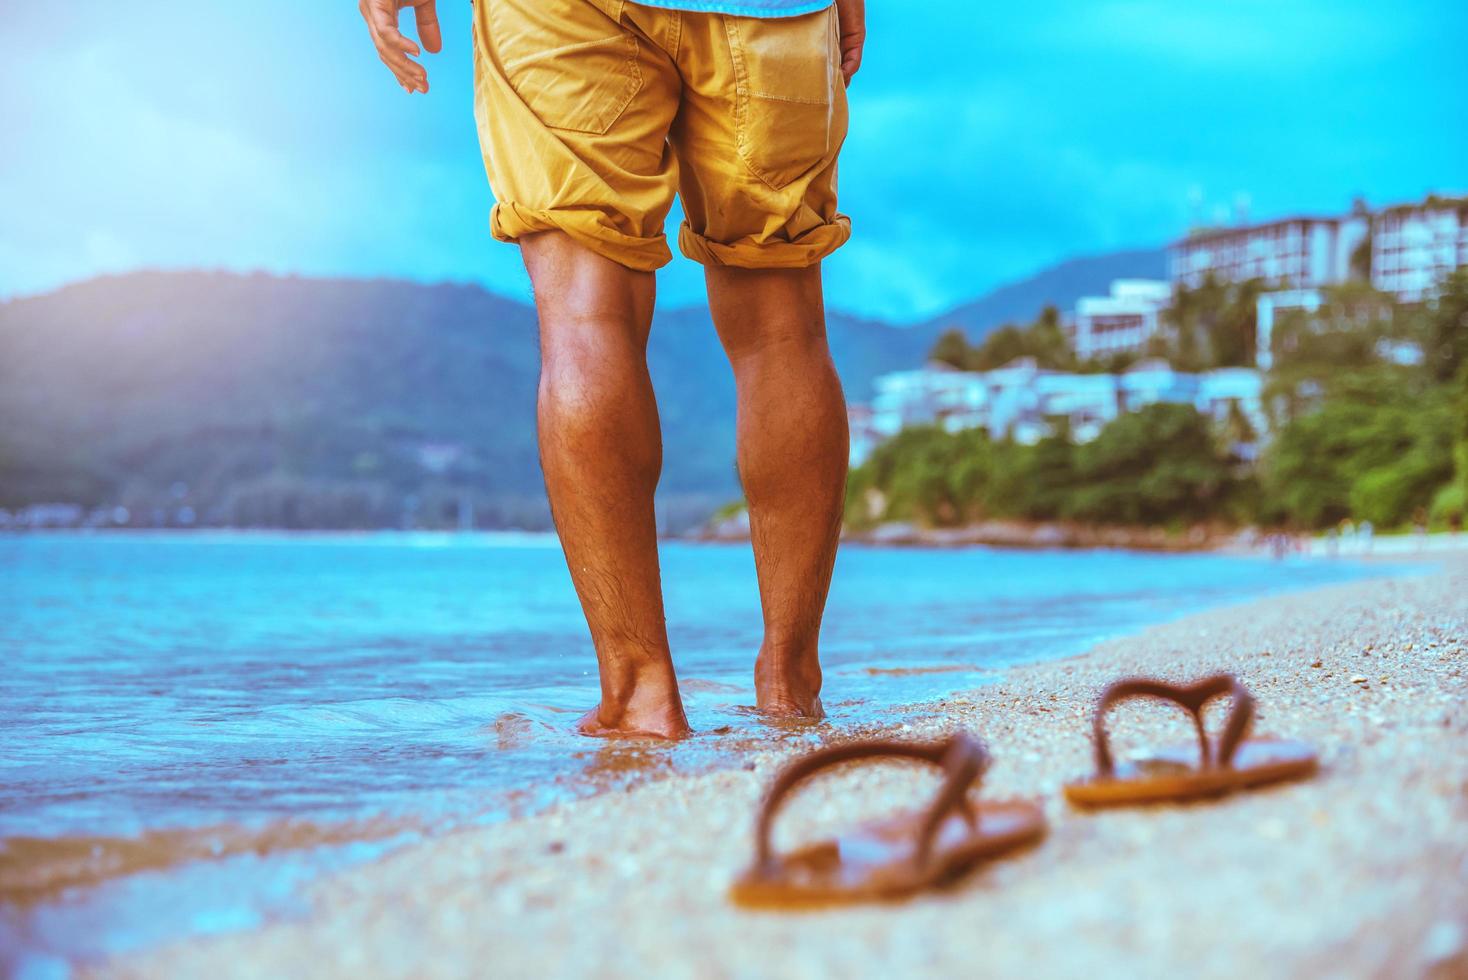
[
  {"xmin": 491, "ymin": 202, "xmax": 672, "ymax": 272},
  {"xmin": 677, "ymin": 215, "xmax": 852, "ymax": 270}
]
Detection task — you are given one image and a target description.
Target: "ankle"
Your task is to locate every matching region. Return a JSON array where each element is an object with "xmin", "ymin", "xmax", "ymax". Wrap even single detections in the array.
[
  {"xmin": 601, "ymin": 651, "xmax": 679, "ymax": 704},
  {"xmin": 755, "ymin": 638, "xmax": 822, "ymax": 697},
  {"xmin": 585, "ymin": 654, "xmax": 690, "ymax": 739}
]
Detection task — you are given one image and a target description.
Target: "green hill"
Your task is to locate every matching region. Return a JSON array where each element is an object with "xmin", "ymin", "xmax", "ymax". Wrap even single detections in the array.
[
  {"xmin": 0, "ymin": 271, "xmax": 929, "ymax": 531},
  {"xmin": 0, "ymin": 251, "xmax": 1165, "ymax": 531}
]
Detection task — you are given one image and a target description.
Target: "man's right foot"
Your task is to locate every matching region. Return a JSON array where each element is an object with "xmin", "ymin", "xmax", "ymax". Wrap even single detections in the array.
[
  {"xmin": 754, "ymin": 643, "xmax": 824, "ymax": 720},
  {"xmin": 574, "ymin": 666, "xmax": 691, "ymax": 739},
  {"xmin": 574, "ymin": 702, "xmax": 691, "ymax": 739}
]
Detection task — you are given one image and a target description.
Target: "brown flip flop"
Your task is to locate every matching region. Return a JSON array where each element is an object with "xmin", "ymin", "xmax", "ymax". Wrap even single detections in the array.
[
  {"xmin": 730, "ymin": 733, "xmax": 1046, "ymax": 908},
  {"xmin": 1064, "ymin": 673, "xmax": 1318, "ymax": 808}
]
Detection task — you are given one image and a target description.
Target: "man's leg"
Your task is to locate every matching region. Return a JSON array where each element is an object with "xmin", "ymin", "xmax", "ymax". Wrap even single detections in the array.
[
  {"xmin": 521, "ymin": 231, "xmax": 689, "ymax": 739},
  {"xmin": 705, "ymin": 264, "xmax": 848, "ymax": 718}
]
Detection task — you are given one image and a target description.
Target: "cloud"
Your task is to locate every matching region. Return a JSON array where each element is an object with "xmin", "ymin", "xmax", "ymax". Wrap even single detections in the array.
[{"xmin": 2, "ymin": 0, "xmax": 1465, "ymax": 322}]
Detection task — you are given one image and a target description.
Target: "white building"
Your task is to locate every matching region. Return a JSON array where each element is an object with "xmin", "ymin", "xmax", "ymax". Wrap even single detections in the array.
[
  {"xmin": 1371, "ymin": 197, "xmax": 1468, "ymax": 302},
  {"xmin": 1254, "ymin": 288, "xmax": 1324, "ymax": 370},
  {"xmin": 1170, "ymin": 194, "xmax": 1467, "ymax": 302},
  {"xmin": 1170, "ymin": 215, "xmax": 1368, "ymax": 291},
  {"xmin": 868, "ymin": 362, "xmax": 989, "ymax": 438},
  {"xmin": 852, "ymin": 359, "xmax": 1266, "ymax": 464},
  {"xmin": 1069, "ymin": 279, "xmax": 1173, "ymax": 360}
]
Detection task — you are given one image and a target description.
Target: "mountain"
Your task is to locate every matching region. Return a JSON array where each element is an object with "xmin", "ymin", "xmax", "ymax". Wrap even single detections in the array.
[
  {"xmin": 912, "ymin": 246, "xmax": 1169, "ymax": 344},
  {"xmin": 0, "ymin": 248, "xmax": 1165, "ymax": 531},
  {"xmin": 0, "ymin": 271, "xmax": 931, "ymax": 532}
]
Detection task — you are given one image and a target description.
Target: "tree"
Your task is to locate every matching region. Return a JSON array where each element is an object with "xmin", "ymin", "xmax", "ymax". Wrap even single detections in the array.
[
  {"xmin": 1262, "ymin": 369, "xmax": 1455, "ymax": 528},
  {"xmin": 928, "ymin": 328, "xmax": 972, "ymax": 370},
  {"xmin": 851, "ymin": 426, "xmax": 995, "ymax": 527},
  {"xmin": 1066, "ymin": 405, "xmax": 1236, "ymax": 525},
  {"xmin": 972, "ymin": 324, "xmax": 1031, "ymax": 370},
  {"xmin": 1163, "ymin": 275, "xmax": 1270, "ymax": 369},
  {"xmin": 1423, "ymin": 268, "xmax": 1468, "ymax": 382}
]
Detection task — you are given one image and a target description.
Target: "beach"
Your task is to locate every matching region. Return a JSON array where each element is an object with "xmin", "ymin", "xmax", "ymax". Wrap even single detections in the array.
[{"xmin": 76, "ymin": 554, "xmax": 1468, "ymax": 979}]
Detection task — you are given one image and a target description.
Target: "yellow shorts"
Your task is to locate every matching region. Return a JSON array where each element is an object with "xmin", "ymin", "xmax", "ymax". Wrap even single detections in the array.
[{"xmin": 471, "ymin": 0, "xmax": 851, "ymax": 271}]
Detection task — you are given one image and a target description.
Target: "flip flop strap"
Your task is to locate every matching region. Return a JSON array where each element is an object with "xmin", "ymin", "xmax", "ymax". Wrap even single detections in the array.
[
  {"xmin": 1091, "ymin": 673, "xmax": 1254, "ymax": 777},
  {"xmin": 751, "ymin": 734, "xmax": 990, "ymax": 873}
]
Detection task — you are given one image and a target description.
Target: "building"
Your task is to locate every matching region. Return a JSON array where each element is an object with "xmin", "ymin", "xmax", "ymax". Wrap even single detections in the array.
[
  {"xmin": 1371, "ymin": 197, "xmax": 1468, "ymax": 302},
  {"xmin": 867, "ymin": 362, "xmax": 989, "ymax": 439},
  {"xmin": 1170, "ymin": 194, "xmax": 1466, "ymax": 302},
  {"xmin": 852, "ymin": 359, "xmax": 1266, "ymax": 465},
  {"xmin": 1169, "ymin": 215, "xmax": 1368, "ymax": 291},
  {"xmin": 1069, "ymin": 279, "xmax": 1172, "ymax": 360},
  {"xmin": 1253, "ymin": 288, "xmax": 1324, "ymax": 370}
]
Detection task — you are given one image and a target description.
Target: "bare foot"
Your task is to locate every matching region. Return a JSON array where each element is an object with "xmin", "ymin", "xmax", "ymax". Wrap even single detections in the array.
[
  {"xmin": 575, "ymin": 704, "xmax": 691, "ymax": 739},
  {"xmin": 574, "ymin": 672, "xmax": 691, "ymax": 739},
  {"xmin": 754, "ymin": 642, "xmax": 824, "ymax": 720}
]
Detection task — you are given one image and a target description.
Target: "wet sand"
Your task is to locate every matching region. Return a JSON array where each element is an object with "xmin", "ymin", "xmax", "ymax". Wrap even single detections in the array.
[{"xmin": 91, "ymin": 557, "xmax": 1468, "ymax": 979}]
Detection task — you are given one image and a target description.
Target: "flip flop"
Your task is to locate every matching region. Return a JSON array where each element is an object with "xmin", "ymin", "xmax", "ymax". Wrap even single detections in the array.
[
  {"xmin": 730, "ymin": 733, "xmax": 1046, "ymax": 908},
  {"xmin": 1064, "ymin": 673, "xmax": 1318, "ymax": 808}
]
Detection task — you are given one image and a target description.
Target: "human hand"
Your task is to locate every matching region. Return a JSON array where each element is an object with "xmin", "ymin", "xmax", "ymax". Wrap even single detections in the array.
[
  {"xmin": 835, "ymin": 0, "xmax": 865, "ymax": 86},
  {"xmin": 360, "ymin": 0, "xmax": 442, "ymax": 94}
]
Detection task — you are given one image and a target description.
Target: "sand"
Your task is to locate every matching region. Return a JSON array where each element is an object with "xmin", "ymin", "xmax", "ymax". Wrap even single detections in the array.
[{"xmin": 90, "ymin": 557, "xmax": 1468, "ymax": 979}]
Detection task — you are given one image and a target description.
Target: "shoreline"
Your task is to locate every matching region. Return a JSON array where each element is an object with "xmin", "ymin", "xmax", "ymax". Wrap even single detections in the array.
[
  {"xmin": 12, "ymin": 526, "xmax": 1468, "ymax": 562},
  {"xmin": 696, "ymin": 515, "xmax": 1468, "ymax": 556},
  {"xmin": 84, "ymin": 555, "xmax": 1468, "ymax": 978}
]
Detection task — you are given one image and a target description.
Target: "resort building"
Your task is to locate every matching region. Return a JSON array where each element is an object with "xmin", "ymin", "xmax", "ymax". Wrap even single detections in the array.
[
  {"xmin": 853, "ymin": 359, "xmax": 1266, "ymax": 465},
  {"xmin": 1068, "ymin": 280, "xmax": 1173, "ymax": 360},
  {"xmin": 1371, "ymin": 197, "xmax": 1468, "ymax": 302},
  {"xmin": 1169, "ymin": 194, "xmax": 1466, "ymax": 302},
  {"xmin": 1169, "ymin": 215, "xmax": 1368, "ymax": 291},
  {"xmin": 1254, "ymin": 288, "xmax": 1324, "ymax": 371}
]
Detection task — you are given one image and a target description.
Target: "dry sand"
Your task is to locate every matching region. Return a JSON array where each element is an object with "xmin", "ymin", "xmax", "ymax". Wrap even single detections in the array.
[{"xmin": 93, "ymin": 557, "xmax": 1468, "ymax": 980}]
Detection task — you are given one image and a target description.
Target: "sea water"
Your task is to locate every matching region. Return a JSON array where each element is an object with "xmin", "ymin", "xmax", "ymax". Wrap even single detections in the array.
[{"xmin": 0, "ymin": 532, "xmax": 1406, "ymax": 967}]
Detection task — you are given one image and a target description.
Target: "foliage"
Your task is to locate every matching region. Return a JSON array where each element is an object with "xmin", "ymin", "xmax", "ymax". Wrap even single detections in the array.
[
  {"xmin": 1162, "ymin": 275, "xmax": 1265, "ymax": 370},
  {"xmin": 847, "ymin": 405, "xmax": 1242, "ymax": 529},
  {"xmin": 1429, "ymin": 484, "xmax": 1465, "ymax": 529},
  {"xmin": 845, "ymin": 426, "xmax": 998, "ymax": 527},
  {"xmin": 1261, "ymin": 369, "xmax": 1456, "ymax": 528},
  {"xmin": 1066, "ymin": 405, "xmax": 1237, "ymax": 525},
  {"xmin": 925, "ymin": 306, "xmax": 1075, "ymax": 372},
  {"xmin": 1460, "ymin": 363, "xmax": 1468, "ymax": 498},
  {"xmin": 928, "ymin": 328, "xmax": 972, "ymax": 371},
  {"xmin": 1422, "ymin": 268, "xmax": 1468, "ymax": 382}
]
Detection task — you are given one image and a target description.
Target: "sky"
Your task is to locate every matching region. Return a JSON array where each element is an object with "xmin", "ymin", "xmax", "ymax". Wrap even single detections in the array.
[{"xmin": 4, "ymin": 0, "xmax": 1466, "ymax": 321}]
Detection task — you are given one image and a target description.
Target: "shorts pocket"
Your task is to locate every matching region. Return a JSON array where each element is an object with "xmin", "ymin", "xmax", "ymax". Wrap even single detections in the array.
[
  {"xmin": 724, "ymin": 8, "xmax": 840, "ymax": 190},
  {"xmin": 487, "ymin": 0, "xmax": 642, "ymax": 136}
]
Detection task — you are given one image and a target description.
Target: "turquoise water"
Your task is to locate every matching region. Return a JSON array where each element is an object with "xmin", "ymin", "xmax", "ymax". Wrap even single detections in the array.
[{"xmin": 0, "ymin": 533, "xmax": 1402, "ymax": 967}]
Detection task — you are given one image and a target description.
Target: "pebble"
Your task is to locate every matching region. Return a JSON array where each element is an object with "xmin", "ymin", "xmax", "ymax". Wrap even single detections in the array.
[{"xmin": 87, "ymin": 556, "xmax": 1468, "ymax": 980}]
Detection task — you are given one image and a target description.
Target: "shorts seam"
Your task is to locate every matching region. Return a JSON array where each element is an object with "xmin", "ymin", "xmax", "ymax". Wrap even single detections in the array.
[
  {"xmin": 750, "ymin": 90, "xmax": 828, "ymax": 105},
  {"xmin": 500, "ymin": 34, "xmax": 629, "ymax": 73}
]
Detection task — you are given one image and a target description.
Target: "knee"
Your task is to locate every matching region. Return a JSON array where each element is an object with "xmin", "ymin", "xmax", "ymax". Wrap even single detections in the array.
[
  {"xmin": 538, "ymin": 320, "xmax": 644, "ymax": 410},
  {"xmin": 537, "ymin": 329, "xmax": 662, "ymax": 474}
]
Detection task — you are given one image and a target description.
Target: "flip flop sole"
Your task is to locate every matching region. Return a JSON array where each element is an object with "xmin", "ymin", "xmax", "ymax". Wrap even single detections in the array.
[
  {"xmin": 1064, "ymin": 738, "xmax": 1318, "ymax": 808},
  {"xmin": 730, "ymin": 800, "xmax": 1046, "ymax": 908}
]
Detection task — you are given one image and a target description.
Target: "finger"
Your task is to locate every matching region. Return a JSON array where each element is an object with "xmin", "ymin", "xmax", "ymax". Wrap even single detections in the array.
[
  {"xmin": 375, "ymin": 41, "xmax": 425, "ymax": 84},
  {"xmin": 415, "ymin": 0, "xmax": 443, "ymax": 54},
  {"xmin": 362, "ymin": 0, "xmax": 427, "ymax": 91},
  {"xmin": 382, "ymin": 25, "xmax": 422, "ymax": 56},
  {"xmin": 377, "ymin": 45, "xmax": 427, "ymax": 90},
  {"xmin": 364, "ymin": 0, "xmax": 422, "ymax": 55}
]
